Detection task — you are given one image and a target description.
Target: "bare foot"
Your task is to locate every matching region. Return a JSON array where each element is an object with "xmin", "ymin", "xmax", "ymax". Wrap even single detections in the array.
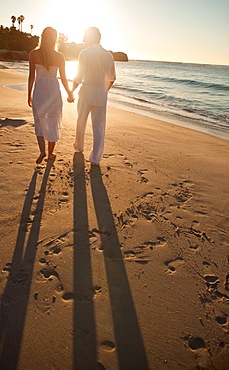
[{"xmin": 36, "ymin": 153, "xmax": 46, "ymax": 164}]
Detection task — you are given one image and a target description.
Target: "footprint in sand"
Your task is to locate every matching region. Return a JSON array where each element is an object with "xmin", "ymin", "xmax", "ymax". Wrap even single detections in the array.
[
  {"xmin": 169, "ymin": 182, "xmax": 193, "ymax": 206},
  {"xmin": 103, "ymin": 153, "xmax": 124, "ymax": 159},
  {"xmin": 2, "ymin": 262, "xmax": 12, "ymax": 273},
  {"xmin": 139, "ymin": 176, "xmax": 148, "ymax": 183},
  {"xmin": 55, "ymin": 283, "xmax": 64, "ymax": 293},
  {"xmin": 202, "ymin": 260, "xmax": 211, "ymax": 267},
  {"xmin": 8, "ymin": 141, "xmax": 23, "ymax": 148},
  {"xmin": 204, "ymin": 274, "xmax": 219, "ymax": 289},
  {"xmin": 123, "ymin": 244, "xmax": 152, "ymax": 264},
  {"xmin": 59, "ymin": 191, "xmax": 69, "ymax": 203},
  {"xmin": 34, "ymin": 263, "xmax": 64, "ymax": 312},
  {"xmin": 188, "ymin": 337, "xmax": 206, "ymax": 351},
  {"xmin": 124, "ymin": 158, "xmax": 133, "ymax": 168},
  {"xmin": 162, "ymin": 210, "xmax": 173, "ymax": 220},
  {"xmin": 100, "ymin": 340, "xmax": 116, "ymax": 353},
  {"xmin": 33, "ymin": 291, "xmax": 56, "ymax": 312},
  {"xmin": 138, "ymin": 169, "xmax": 148, "ymax": 175},
  {"xmin": 188, "ymin": 243, "xmax": 200, "ymax": 251},
  {"xmin": 165, "ymin": 257, "xmax": 184, "ymax": 273},
  {"xmin": 51, "ymin": 245, "xmax": 62, "ymax": 255},
  {"xmin": 49, "ymin": 173, "xmax": 56, "ymax": 182},
  {"xmin": 42, "ymin": 235, "xmax": 67, "ymax": 256},
  {"xmin": 94, "ymin": 285, "xmax": 103, "ymax": 295},
  {"xmin": 89, "ymin": 233, "xmax": 99, "ymax": 248},
  {"xmin": 36, "ymin": 267, "xmax": 60, "ymax": 282},
  {"xmin": 215, "ymin": 316, "xmax": 227, "ymax": 325},
  {"xmin": 39, "ymin": 257, "xmax": 47, "ymax": 264},
  {"xmin": 215, "ymin": 315, "xmax": 229, "ymax": 333},
  {"xmin": 137, "ymin": 169, "xmax": 149, "ymax": 183},
  {"xmin": 184, "ymin": 336, "xmax": 210, "ymax": 369},
  {"xmin": 191, "ymin": 220, "xmax": 200, "ymax": 227},
  {"xmin": 153, "ymin": 237, "xmax": 166, "ymax": 248},
  {"xmin": 62, "ymin": 292, "xmax": 74, "ymax": 301}
]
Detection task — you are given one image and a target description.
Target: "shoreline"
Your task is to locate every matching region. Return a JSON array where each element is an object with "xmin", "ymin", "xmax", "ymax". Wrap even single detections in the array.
[
  {"xmin": 108, "ymin": 98, "xmax": 229, "ymax": 143},
  {"xmin": 0, "ymin": 68, "xmax": 229, "ymax": 369},
  {"xmin": 1, "ymin": 62, "xmax": 229, "ymax": 143}
]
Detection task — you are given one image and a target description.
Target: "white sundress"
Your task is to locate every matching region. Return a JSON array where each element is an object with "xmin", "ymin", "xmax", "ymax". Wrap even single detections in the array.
[{"xmin": 32, "ymin": 64, "xmax": 63, "ymax": 142}]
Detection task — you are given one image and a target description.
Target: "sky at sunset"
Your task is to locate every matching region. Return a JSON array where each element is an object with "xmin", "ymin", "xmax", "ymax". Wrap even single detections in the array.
[{"xmin": 1, "ymin": 0, "xmax": 229, "ymax": 65}]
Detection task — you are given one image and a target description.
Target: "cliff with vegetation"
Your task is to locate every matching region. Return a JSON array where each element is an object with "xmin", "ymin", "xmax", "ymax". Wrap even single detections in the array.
[
  {"xmin": 0, "ymin": 26, "xmax": 39, "ymax": 60},
  {"xmin": 59, "ymin": 41, "xmax": 128, "ymax": 61},
  {"xmin": 0, "ymin": 26, "xmax": 128, "ymax": 62}
]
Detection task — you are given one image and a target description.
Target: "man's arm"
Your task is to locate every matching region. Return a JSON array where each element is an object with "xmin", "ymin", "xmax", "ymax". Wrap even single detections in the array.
[
  {"xmin": 108, "ymin": 54, "xmax": 116, "ymax": 91},
  {"xmin": 71, "ymin": 51, "xmax": 85, "ymax": 93},
  {"xmin": 71, "ymin": 81, "xmax": 80, "ymax": 93}
]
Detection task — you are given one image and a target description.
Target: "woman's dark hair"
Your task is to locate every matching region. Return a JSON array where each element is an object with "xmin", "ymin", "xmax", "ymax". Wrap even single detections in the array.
[{"xmin": 39, "ymin": 27, "xmax": 58, "ymax": 69}]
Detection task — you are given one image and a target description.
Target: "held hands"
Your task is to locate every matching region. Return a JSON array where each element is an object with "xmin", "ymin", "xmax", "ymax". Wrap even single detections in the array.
[{"xmin": 67, "ymin": 91, "xmax": 75, "ymax": 103}]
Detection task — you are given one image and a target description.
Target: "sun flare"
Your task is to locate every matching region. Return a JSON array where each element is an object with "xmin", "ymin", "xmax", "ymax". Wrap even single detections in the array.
[{"xmin": 42, "ymin": 0, "xmax": 117, "ymax": 49}]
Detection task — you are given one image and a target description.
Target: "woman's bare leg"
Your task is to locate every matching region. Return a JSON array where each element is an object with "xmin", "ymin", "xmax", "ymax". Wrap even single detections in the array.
[
  {"xmin": 48, "ymin": 142, "xmax": 56, "ymax": 160},
  {"xmin": 36, "ymin": 136, "xmax": 46, "ymax": 164}
]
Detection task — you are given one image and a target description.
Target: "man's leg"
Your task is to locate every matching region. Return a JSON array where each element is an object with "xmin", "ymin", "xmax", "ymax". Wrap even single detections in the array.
[
  {"xmin": 89, "ymin": 105, "xmax": 106, "ymax": 165},
  {"xmin": 74, "ymin": 98, "xmax": 91, "ymax": 152}
]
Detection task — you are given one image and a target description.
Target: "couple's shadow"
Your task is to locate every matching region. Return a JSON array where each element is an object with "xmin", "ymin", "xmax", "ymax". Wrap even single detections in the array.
[
  {"xmin": 0, "ymin": 153, "xmax": 148, "ymax": 370},
  {"xmin": 0, "ymin": 160, "xmax": 53, "ymax": 369},
  {"xmin": 73, "ymin": 152, "xmax": 148, "ymax": 370}
]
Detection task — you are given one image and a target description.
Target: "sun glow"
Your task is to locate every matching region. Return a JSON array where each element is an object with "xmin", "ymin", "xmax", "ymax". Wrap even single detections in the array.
[
  {"xmin": 65, "ymin": 60, "xmax": 78, "ymax": 81},
  {"xmin": 40, "ymin": 0, "xmax": 118, "ymax": 51}
]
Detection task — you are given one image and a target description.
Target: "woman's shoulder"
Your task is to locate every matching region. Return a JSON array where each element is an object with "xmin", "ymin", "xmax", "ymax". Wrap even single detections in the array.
[
  {"xmin": 54, "ymin": 50, "xmax": 65, "ymax": 61},
  {"xmin": 29, "ymin": 48, "xmax": 41, "ymax": 61},
  {"xmin": 53, "ymin": 51, "xmax": 65, "ymax": 67}
]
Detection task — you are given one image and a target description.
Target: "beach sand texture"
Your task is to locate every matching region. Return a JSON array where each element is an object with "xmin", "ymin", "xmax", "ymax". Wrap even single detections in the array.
[{"xmin": 0, "ymin": 69, "xmax": 229, "ymax": 369}]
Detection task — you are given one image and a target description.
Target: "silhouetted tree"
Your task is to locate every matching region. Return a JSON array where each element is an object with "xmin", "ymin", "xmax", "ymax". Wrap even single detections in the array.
[
  {"xmin": 17, "ymin": 15, "xmax": 25, "ymax": 32},
  {"xmin": 11, "ymin": 16, "xmax": 16, "ymax": 28},
  {"xmin": 20, "ymin": 15, "xmax": 25, "ymax": 32},
  {"xmin": 58, "ymin": 33, "xmax": 68, "ymax": 53},
  {"xmin": 17, "ymin": 16, "xmax": 21, "ymax": 31},
  {"xmin": 58, "ymin": 33, "xmax": 68, "ymax": 45},
  {"xmin": 30, "ymin": 25, "xmax": 34, "ymax": 34}
]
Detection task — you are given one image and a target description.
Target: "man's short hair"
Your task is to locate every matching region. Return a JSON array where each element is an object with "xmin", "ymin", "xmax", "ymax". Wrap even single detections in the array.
[{"xmin": 84, "ymin": 27, "xmax": 101, "ymax": 44}]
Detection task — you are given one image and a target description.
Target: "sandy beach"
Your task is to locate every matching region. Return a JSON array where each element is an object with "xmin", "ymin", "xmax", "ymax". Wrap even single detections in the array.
[{"xmin": 0, "ymin": 68, "xmax": 229, "ymax": 370}]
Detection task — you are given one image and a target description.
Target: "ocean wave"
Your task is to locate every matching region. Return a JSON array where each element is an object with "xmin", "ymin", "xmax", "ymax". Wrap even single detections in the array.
[
  {"xmin": 150, "ymin": 75, "xmax": 229, "ymax": 92},
  {"xmin": 111, "ymin": 88, "xmax": 228, "ymax": 129}
]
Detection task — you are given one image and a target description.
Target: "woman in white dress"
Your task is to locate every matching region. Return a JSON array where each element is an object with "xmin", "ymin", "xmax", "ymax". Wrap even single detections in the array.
[{"xmin": 28, "ymin": 27, "xmax": 74, "ymax": 164}]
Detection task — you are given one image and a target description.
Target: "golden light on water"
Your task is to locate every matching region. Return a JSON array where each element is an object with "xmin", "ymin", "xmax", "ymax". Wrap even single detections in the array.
[
  {"xmin": 65, "ymin": 60, "xmax": 78, "ymax": 82},
  {"xmin": 60, "ymin": 60, "xmax": 79, "ymax": 97}
]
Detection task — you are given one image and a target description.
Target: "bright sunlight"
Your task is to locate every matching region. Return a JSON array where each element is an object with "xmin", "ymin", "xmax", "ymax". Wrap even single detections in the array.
[{"xmin": 42, "ymin": 0, "xmax": 117, "ymax": 50}]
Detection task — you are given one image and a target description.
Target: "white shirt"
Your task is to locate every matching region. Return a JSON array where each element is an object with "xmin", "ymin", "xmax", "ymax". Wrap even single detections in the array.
[{"xmin": 74, "ymin": 44, "xmax": 116, "ymax": 106}]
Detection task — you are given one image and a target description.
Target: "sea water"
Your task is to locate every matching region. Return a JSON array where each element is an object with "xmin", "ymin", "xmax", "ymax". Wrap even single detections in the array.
[
  {"xmin": 1, "ymin": 59, "xmax": 229, "ymax": 140},
  {"xmin": 110, "ymin": 60, "xmax": 229, "ymax": 141}
]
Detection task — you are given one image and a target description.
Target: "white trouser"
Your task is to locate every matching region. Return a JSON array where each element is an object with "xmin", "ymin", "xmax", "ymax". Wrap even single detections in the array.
[{"xmin": 74, "ymin": 98, "xmax": 107, "ymax": 165}]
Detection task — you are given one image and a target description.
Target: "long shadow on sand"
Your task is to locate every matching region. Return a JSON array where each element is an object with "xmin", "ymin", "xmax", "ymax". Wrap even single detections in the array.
[
  {"xmin": 0, "ymin": 161, "xmax": 53, "ymax": 369},
  {"xmin": 73, "ymin": 153, "xmax": 97, "ymax": 369},
  {"xmin": 0, "ymin": 118, "xmax": 27, "ymax": 128},
  {"xmin": 73, "ymin": 152, "xmax": 148, "ymax": 370}
]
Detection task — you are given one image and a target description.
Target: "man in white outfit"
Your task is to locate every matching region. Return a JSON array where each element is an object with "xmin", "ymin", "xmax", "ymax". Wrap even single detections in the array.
[{"xmin": 70, "ymin": 27, "xmax": 116, "ymax": 165}]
